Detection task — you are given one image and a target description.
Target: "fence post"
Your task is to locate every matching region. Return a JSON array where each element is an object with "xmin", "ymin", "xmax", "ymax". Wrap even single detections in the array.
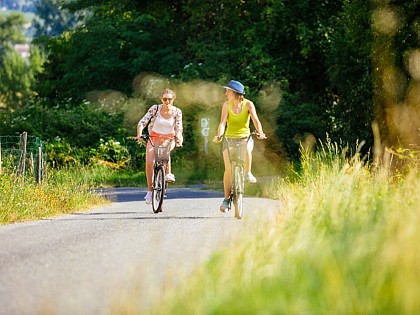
[
  {"xmin": 17, "ymin": 132, "xmax": 28, "ymax": 180},
  {"xmin": 30, "ymin": 152, "xmax": 34, "ymax": 174},
  {"xmin": 37, "ymin": 146, "xmax": 42, "ymax": 184}
]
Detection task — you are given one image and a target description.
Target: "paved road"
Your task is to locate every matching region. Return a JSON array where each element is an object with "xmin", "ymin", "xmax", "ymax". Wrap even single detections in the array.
[{"xmin": 0, "ymin": 187, "xmax": 281, "ymax": 315}]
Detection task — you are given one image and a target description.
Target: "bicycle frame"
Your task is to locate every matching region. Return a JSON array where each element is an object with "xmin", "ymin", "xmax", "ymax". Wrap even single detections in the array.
[{"xmin": 224, "ymin": 134, "xmax": 252, "ymax": 219}]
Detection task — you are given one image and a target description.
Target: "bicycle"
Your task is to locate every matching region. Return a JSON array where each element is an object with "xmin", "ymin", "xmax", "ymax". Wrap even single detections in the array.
[
  {"xmin": 140, "ymin": 134, "xmax": 176, "ymax": 213},
  {"xmin": 220, "ymin": 131, "xmax": 263, "ymax": 219}
]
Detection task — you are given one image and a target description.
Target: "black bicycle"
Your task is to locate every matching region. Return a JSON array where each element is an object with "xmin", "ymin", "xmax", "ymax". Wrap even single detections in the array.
[{"xmin": 141, "ymin": 134, "xmax": 176, "ymax": 213}]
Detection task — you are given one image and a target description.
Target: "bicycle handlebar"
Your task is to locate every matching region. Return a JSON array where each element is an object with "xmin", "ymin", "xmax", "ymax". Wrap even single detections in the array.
[{"xmin": 214, "ymin": 130, "xmax": 266, "ymax": 143}]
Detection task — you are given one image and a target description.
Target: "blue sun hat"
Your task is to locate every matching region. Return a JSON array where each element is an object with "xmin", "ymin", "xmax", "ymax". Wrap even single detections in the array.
[{"xmin": 223, "ymin": 80, "xmax": 245, "ymax": 95}]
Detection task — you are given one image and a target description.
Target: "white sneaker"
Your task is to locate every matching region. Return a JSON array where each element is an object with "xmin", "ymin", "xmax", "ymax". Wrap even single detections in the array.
[
  {"xmin": 246, "ymin": 173, "xmax": 257, "ymax": 183},
  {"xmin": 144, "ymin": 191, "xmax": 152, "ymax": 204},
  {"xmin": 166, "ymin": 173, "xmax": 175, "ymax": 183}
]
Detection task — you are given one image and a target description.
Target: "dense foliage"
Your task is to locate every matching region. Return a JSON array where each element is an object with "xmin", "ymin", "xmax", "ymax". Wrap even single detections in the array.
[
  {"xmin": 2, "ymin": 0, "xmax": 420, "ymax": 169},
  {"xmin": 32, "ymin": 0, "xmax": 349, "ymax": 161}
]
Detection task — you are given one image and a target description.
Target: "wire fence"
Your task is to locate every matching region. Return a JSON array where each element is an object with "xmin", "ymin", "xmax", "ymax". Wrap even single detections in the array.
[{"xmin": 0, "ymin": 132, "xmax": 47, "ymax": 183}]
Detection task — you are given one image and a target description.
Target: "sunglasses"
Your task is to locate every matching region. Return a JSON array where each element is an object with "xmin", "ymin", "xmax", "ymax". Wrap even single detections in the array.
[{"xmin": 162, "ymin": 98, "xmax": 173, "ymax": 102}]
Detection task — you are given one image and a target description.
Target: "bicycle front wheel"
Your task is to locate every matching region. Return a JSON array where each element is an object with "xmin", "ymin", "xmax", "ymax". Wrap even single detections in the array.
[
  {"xmin": 152, "ymin": 165, "xmax": 165, "ymax": 213},
  {"xmin": 232, "ymin": 165, "xmax": 244, "ymax": 219}
]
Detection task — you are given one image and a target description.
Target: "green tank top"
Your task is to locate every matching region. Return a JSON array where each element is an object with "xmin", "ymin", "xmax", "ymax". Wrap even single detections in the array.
[{"xmin": 225, "ymin": 100, "xmax": 250, "ymax": 138}]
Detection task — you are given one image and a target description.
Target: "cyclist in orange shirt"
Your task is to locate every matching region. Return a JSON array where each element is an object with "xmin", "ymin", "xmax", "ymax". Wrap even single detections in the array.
[{"xmin": 137, "ymin": 89, "xmax": 183, "ymax": 204}]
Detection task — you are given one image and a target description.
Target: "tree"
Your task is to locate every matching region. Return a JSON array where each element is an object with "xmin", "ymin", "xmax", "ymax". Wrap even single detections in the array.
[
  {"xmin": 325, "ymin": 0, "xmax": 375, "ymax": 150},
  {"xmin": 0, "ymin": 13, "xmax": 43, "ymax": 108},
  {"xmin": 32, "ymin": 0, "xmax": 77, "ymax": 37},
  {"xmin": 262, "ymin": 0, "xmax": 345, "ymax": 157},
  {"xmin": 35, "ymin": 0, "xmax": 189, "ymax": 103},
  {"xmin": 0, "ymin": 12, "xmax": 25, "ymax": 49},
  {"xmin": 38, "ymin": 0, "xmax": 416, "ymax": 164}
]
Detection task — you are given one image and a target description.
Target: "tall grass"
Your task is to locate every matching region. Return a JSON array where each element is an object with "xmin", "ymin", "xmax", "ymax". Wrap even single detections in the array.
[
  {"xmin": 65, "ymin": 165, "xmax": 147, "ymax": 188},
  {"xmin": 0, "ymin": 166, "xmax": 111, "ymax": 224},
  {"xmin": 138, "ymin": 141, "xmax": 420, "ymax": 315}
]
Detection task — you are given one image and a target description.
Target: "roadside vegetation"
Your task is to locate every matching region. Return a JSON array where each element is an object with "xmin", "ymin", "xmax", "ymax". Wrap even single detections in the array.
[
  {"xmin": 0, "ymin": 166, "xmax": 110, "ymax": 224},
  {"xmin": 0, "ymin": 160, "xmax": 278, "ymax": 225},
  {"xmin": 120, "ymin": 141, "xmax": 420, "ymax": 315}
]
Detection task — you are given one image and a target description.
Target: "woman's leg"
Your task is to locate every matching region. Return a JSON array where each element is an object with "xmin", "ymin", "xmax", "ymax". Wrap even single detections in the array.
[
  {"xmin": 145, "ymin": 142, "xmax": 155, "ymax": 191},
  {"xmin": 166, "ymin": 141, "xmax": 176, "ymax": 174},
  {"xmin": 245, "ymin": 137, "xmax": 254, "ymax": 174},
  {"xmin": 245, "ymin": 138, "xmax": 257, "ymax": 183},
  {"xmin": 245, "ymin": 149, "xmax": 252, "ymax": 174},
  {"xmin": 223, "ymin": 149, "xmax": 232, "ymax": 199}
]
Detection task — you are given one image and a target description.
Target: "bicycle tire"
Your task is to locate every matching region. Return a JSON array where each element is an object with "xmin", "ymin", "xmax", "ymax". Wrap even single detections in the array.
[
  {"xmin": 233, "ymin": 165, "xmax": 244, "ymax": 219},
  {"xmin": 152, "ymin": 165, "xmax": 165, "ymax": 213}
]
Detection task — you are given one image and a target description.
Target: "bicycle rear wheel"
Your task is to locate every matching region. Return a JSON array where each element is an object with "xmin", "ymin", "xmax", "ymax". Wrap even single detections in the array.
[
  {"xmin": 152, "ymin": 165, "xmax": 165, "ymax": 213},
  {"xmin": 232, "ymin": 165, "xmax": 244, "ymax": 219}
]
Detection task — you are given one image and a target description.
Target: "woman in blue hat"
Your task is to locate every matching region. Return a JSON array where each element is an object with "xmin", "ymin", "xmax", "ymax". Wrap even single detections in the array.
[{"xmin": 213, "ymin": 80, "xmax": 266, "ymax": 212}]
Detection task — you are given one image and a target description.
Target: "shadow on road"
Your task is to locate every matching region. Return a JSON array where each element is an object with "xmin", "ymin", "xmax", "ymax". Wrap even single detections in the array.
[
  {"xmin": 96, "ymin": 186, "xmax": 222, "ymax": 203},
  {"xmin": 62, "ymin": 213, "xmax": 227, "ymax": 220}
]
